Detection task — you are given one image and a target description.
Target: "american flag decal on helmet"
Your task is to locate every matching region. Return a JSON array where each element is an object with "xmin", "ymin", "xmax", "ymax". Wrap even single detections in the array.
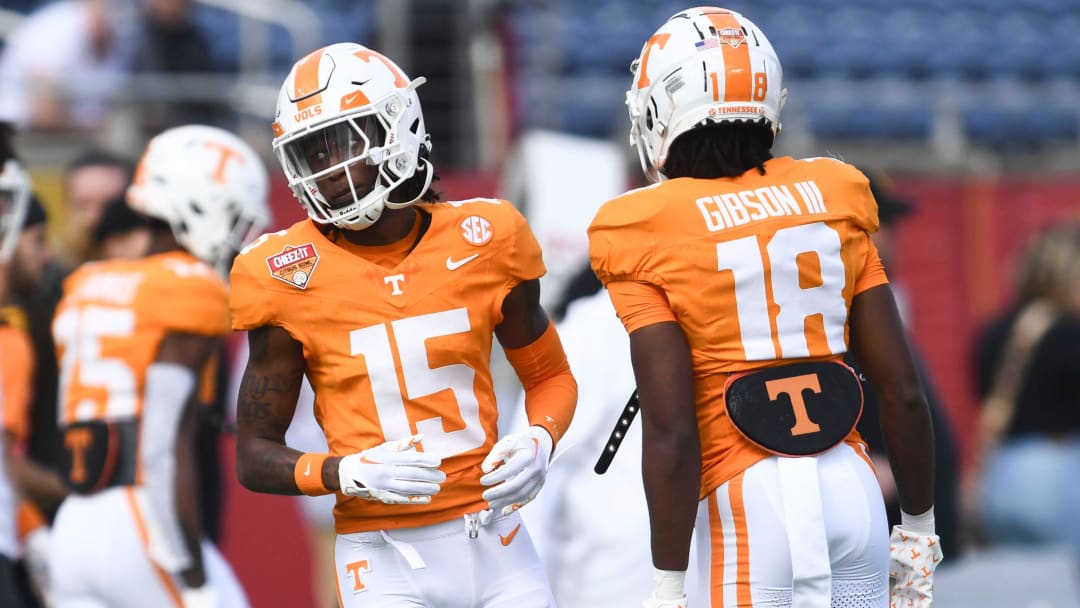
[{"xmin": 695, "ymin": 37, "xmax": 720, "ymax": 52}]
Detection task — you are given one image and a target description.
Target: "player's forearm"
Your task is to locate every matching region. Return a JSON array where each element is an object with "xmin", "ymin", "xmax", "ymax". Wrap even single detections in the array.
[
  {"xmin": 880, "ymin": 390, "xmax": 935, "ymax": 516},
  {"xmin": 236, "ymin": 436, "xmax": 307, "ymax": 495},
  {"xmin": 642, "ymin": 428, "xmax": 701, "ymax": 571},
  {"xmin": 175, "ymin": 405, "xmax": 205, "ymax": 586},
  {"xmin": 6, "ymin": 455, "xmax": 67, "ymax": 515}
]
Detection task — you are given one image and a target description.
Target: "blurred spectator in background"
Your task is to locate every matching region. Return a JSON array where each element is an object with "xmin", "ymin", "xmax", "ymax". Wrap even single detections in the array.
[
  {"xmin": 971, "ymin": 223, "xmax": 1080, "ymax": 564},
  {"xmin": 0, "ymin": 0, "xmax": 132, "ymax": 130},
  {"xmin": 132, "ymin": 0, "xmax": 221, "ymax": 134},
  {"xmin": 852, "ymin": 173, "xmax": 961, "ymax": 562},
  {"xmin": 60, "ymin": 148, "xmax": 135, "ymax": 265},
  {"xmin": 514, "ymin": 265, "xmax": 650, "ymax": 608}
]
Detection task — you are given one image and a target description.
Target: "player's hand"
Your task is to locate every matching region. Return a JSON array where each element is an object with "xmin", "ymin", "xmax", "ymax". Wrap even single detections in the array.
[
  {"xmin": 338, "ymin": 434, "xmax": 446, "ymax": 505},
  {"xmin": 480, "ymin": 426, "xmax": 552, "ymax": 516},
  {"xmin": 643, "ymin": 596, "xmax": 687, "ymax": 608},
  {"xmin": 181, "ymin": 585, "xmax": 216, "ymax": 608},
  {"xmin": 888, "ymin": 526, "xmax": 943, "ymax": 608}
]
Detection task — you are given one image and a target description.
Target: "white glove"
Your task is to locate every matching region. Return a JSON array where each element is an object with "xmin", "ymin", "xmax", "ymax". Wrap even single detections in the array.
[
  {"xmin": 181, "ymin": 585, "xmax": 215, "ymax": 608},
  {"xmin": 888, "ymin": 526, "xmax": 943, "ymax": 608},
  {"xmin": 480, "ymin": 426, "xmax": 552, "ymax": 516},
  {"xmin": 338, "ymin": 434, "xmax": 446, "ymax": 505}
]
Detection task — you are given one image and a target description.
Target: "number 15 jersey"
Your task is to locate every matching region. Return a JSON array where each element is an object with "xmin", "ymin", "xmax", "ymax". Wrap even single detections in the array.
[
  {"xmin": 229, "ymin": 199, "xmax": 545, "ymax": 534},
  {"xmin": 588, "ymin": 156, "xmax": 888, "ymax": 497}
]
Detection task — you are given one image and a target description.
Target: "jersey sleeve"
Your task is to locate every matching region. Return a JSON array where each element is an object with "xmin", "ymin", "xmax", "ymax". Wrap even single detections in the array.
[
  {"xmin": 606, "ymin": 280, "xmax": 677, "ymax": 334},
  {"xmin": 588, "ymin": 196, "xmax": 664, "ymax": 287},
  {"xmin": 228, "ymin": 254, "xmax": 276, "ymax": 331},
  {"xmin": 853, "ymin": 234, "xmax": 889, "ymax": 295},
  {"xmin": 830, "ymin": 162, "xmax": 880, "ymax": 233},
  {"xmin": 0, "ymin": 326, "xmax": 34, "ymax": 442},
  {"xmin": 141, "ymin": 269, "xmax": 230, "ymax": 337},
  {"xmin": 506, "ymin": 203, "xmax": 546, "ymax": 284}
]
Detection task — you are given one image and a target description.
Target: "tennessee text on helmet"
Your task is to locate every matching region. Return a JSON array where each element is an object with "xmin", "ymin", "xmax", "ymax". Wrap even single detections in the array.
[
  {"xmin": 626, "ymin": 7, "xmax": 787, "ymax": 182},
  {"xmin": 127, "ymin": 125, "xmax": 273, "ymax": 275},
  {"xmin": 723, "ymin": 360, "xmax": 863, "ymax": 457},
  {"xmin": 272, "ymin": 43, "xmax": 434, "ymax": 231}
]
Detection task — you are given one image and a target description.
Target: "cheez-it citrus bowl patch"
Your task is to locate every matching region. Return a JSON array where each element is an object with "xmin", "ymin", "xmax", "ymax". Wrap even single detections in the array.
[
  {"xmin": 460, "ymin": 215, "xmax": 493, "ymax": 246},
  {"xmin": 266, "ymin": 243, "xmax": 320, "ymax": 289}
]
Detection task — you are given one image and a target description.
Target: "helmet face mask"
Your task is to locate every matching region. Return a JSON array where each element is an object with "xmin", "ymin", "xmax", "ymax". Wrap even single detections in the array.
[
  {"xmin": 626, "ymin": 7, "xmax": 787, "ymax": 183},
  {"xmin": 127, "ymin": 125, "xmax": 272, "ymax": 275},
  {"xmin": 0, "ymin": 159, "xmax": 31, "ymax": 264},
  {"xmin": 273, "ymin": 43, "xmax": 433, "ymax": 231}
]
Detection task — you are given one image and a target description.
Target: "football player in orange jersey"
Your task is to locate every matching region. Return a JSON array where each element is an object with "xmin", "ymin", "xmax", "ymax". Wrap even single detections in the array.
[
  {"xmin": 588, "ymin": 7, "xmax": 940, "ymax": 608},
  {"xmin": 48, "ymin": 125, "xmax": 271, "ymax": 608},
  {"xmin": 0, "ymin": 132, "xmax": 68, "ymax": 608},
  {"xmin": 230, "ymin": 43, "xmax": 576, "ymax": 607}
]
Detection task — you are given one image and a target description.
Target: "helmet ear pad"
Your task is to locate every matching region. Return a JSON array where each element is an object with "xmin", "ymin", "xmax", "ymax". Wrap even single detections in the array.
[{"xmin": 386, "ymin": 138, "xmax": 434, "ymax": 207}]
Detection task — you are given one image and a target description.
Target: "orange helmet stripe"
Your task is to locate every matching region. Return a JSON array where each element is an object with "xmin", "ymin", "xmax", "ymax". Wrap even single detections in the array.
[
  {"xmin": 292, "ymin": 48, "xmax": 326, "ymax": 111},
  {"xmin": 353, "ymin": 49, "xmax": 408, "ymax": 88},
  {"xmin": 707, "ymin": 12, "xmax": 752, "ymax": 103}
]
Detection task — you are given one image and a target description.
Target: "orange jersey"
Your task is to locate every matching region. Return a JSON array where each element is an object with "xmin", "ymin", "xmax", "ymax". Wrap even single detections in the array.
[
  {"xmin": 229, "ymin": 199, "xmax": 546, "ymax": 533},
  {"xmin": 0, "ymin": 309, "xmax": 34, "ymax": 443},
  {"xmin": 588, "ymin": 156, "xmax": 888, "ymax": 497},
  {"xmin": 0, "ymin": 309, "xmax": 34, "ymax": 559},
  {"xmin": 53, "ymin": 251, "xmax": 230, "ymax": 428}
]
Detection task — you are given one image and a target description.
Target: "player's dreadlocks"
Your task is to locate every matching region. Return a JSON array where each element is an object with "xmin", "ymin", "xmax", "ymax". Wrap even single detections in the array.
[{"xmin": 662, "ymin": 119, "xmax": 773, "ymax": 180}]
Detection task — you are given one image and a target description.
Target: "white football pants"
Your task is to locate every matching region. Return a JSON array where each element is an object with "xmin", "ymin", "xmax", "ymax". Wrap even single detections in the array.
[
  {"xmin": 49, "ymin": 486, "xmax": 248, "ymax": 607},
  {"xmin": 691, "ymin": 443, "xmax": 890, "ymax": 607},
  {"xmin": 333, "ymin": 510, "xmax": 555, "ymax": 607}
]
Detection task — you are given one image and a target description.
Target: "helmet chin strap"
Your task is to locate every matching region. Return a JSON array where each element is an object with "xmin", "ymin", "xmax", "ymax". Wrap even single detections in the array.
[{"xmin": 384, "ymin": 156, "xmax": 434, "ymax": 210}]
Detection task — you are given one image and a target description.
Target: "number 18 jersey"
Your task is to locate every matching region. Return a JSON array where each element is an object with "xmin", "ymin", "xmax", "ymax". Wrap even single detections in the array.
[
  {"xmin": 229, "ymin": 199, "xmax": 546, "ymax": 534},
  {"xmin": 588, "ymin": 156, "xmax": 888, "ymax": 496}
]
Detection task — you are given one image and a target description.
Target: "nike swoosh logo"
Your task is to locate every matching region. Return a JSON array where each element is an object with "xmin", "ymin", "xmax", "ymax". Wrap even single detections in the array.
[
  {"xmin": 446, "ymin": 254, "xmax": 480, "ymax": 271},
  {"xmin": 499, "ymin": 523, "xmax": 521, "ymax": 546},
  {"xmin": 359, "ymin": 456, "xmax": 381, "ymax": 465},
  {"xmin": 304, "ymin": 461, "xmax": 312, "ymax": 476},
  {"xmin": 341, "ymin": 91, "xmax": 367, "ymax": 107}
]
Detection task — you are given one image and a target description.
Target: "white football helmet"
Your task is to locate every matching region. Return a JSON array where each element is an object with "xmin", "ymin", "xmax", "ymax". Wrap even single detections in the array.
[
  {"xmin": 0, "ymin": 159, "xmax": 31, "ymax": 264},
  {"xmin": 127, "ymin": 125, "xmax": 272, "ymax": 274},
  {"xmin": 627, "ymin": 7, "xmax": 787, "ymax": 183},
  {"xmin": 271, "ymin": 43, "xmax": 433, "ymax": 231}
]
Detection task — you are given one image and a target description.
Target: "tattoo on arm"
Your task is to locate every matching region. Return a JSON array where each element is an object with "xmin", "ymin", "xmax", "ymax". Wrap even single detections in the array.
[{"xmin": 235, "ymin": 325, "xmax": 308, "ymax": 495}]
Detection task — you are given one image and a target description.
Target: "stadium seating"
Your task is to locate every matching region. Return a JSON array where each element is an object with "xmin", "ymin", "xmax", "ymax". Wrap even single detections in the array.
[
  {"xmin": 504, "ymin": 0, "xmax": 1080, "ymax": 149},
  {"xmin": 4, "ymin": 0, "xmax": 1075, "ymax": 150}
]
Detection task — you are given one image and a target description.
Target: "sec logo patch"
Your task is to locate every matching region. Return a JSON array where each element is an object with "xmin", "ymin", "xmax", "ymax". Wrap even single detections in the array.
[{"xmin": 460, "ymin": 215, "xmax": 493, "ymax": 246}]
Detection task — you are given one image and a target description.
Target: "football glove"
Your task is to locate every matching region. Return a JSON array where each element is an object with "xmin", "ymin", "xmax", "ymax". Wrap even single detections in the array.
[
  {"xmin": 480, "ymin": 426, "xmax": 552, "ymax": 516},
  {"xmin": 888, "ymin": 526, "xmax": 943, "ymax": 608},
  {"xmin": 338, "ymin": 434, "xmax": 446, "ymax": 505}
]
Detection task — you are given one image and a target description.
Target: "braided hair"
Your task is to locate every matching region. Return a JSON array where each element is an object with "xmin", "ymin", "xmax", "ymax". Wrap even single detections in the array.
[{"xmin": 662, "ymin": 119, "xmax": 774, "ymax": 180}]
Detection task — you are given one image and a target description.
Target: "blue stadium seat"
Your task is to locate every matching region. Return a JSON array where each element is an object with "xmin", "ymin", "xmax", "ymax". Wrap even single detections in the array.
[
  {"xmin": 963, "ymin": 106, "xmax": 1079, "ymax": 150},
  {"xmin": 809, "ymin": 105, "xmax": 933, "ymax": 140}
]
